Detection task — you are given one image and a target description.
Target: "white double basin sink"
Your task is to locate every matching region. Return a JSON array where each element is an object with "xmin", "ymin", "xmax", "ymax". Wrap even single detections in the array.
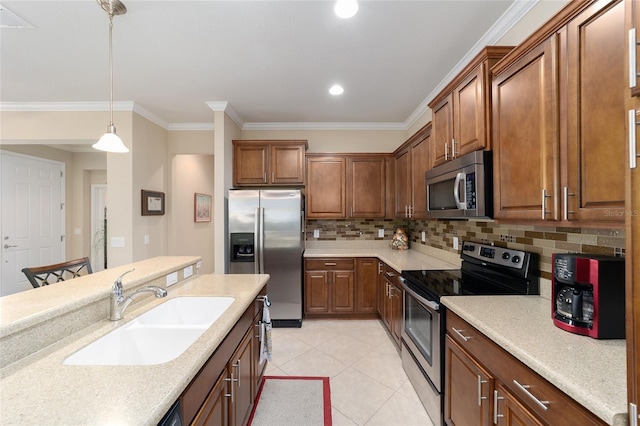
[{"xmin": 64, "ymin": 296, "xmax": 235, "ymax": 366}]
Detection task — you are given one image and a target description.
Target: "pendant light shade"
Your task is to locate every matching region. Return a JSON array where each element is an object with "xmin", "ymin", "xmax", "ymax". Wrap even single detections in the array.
[{"xmin": 93, "ymin": 0, "xmax": 128, "ymax": 153}]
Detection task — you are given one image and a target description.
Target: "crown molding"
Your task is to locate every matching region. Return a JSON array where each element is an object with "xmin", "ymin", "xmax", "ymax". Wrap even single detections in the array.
[
  {"xmin": 206, "ymin": 101, "xmax": 244, "ymax": 129},
  {"xmin": 167, "ymin": 123, "xmax": 215, "ymax": 131},
  {"xmin": 241, "ymin": 121, "xmax": 407, "ymax": 131}
]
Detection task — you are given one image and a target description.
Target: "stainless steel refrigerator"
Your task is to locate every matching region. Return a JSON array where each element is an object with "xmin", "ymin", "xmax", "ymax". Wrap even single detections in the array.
[{"xmin": 228, "ymin": 189, "xmax": 304, "ymax": 327}]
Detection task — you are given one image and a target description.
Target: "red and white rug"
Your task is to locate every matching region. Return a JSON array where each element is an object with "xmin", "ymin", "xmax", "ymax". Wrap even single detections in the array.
[{"xmin": 247, "ymin": 376, "xmax": 332, "ymax": 426}]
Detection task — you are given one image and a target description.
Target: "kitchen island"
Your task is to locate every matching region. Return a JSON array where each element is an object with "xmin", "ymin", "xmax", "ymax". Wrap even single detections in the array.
[{"xmin": 0, "ymin": 257, "xmax": 269, "ymax": 425}]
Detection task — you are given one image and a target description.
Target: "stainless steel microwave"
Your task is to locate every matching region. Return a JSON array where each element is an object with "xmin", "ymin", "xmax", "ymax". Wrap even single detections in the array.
[{"xmin": 425, "ymin": 150, "xmax": 492, "ymax": 219}]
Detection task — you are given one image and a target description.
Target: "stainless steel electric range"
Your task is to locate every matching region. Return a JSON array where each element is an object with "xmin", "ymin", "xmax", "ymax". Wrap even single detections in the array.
[{"xmin": 399, "ymin": 241, "xmax": 539, "ymax": 426}]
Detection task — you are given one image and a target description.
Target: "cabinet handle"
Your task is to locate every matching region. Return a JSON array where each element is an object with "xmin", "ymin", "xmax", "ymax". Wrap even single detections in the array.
[
  {"xmin": 385, "ymin": 282, "xmax": 390, "ymax": 297},
  {"xmin": 444, "ymin": 142, "xmax": 449, "ymax": 161},
  {"xmin": 512, "ymin": 380, "xmax": 549, "ymax": 411},
  {"xmin": 272, "ymin": 172, "xmax": 274, "ymax": 182},
  {"xmin": 451, "ymin": 139, "xmax": 458, "ymax": 158},
  {"xmin": 563, "ymin": 186, "xmax": 575, "ymax": 221},
  {"xmin": 255, "ymin": 322, "xmax": 261, "ymax": 338},
  {"xmin": 541, "ymin": 189, "xmax": 552, "ymax": 220},
  {"xmin": 378, "ymin": 262, "xmax": 383, "ymax": 274},
  {"xmin": 264, "ymin": 173, "xmax": 267, "ymax": 182},
  {"xmin": 630, "ymin": 29, "xmax": 639, "ymax": 89},
  {"xmin": 224, "ymin": 372, "xmax": 235, "ymax": 403},
  {"xmin": 324, "ymin": 262, "xmax": 336, "ymax": 266},
  {"xmin": 235, "ymin": 360, "xmax": 241, "ymax": 388},
  {"xmin": 385, "ymin": 271, "xmax": 396, "ymax": 278},
  {"xmin": 477, "ymin": 375, "xmax": 488, "ymax": 406},
  {"xmin": 493, "ymin": 389, "xmax": 505, "ymax": 424},
  {"xmin": 408, "ymin": 205, "xmax": 413, "ymax": 218},
  {"xmin": 451, "ymin": 326, "xmax": 471, "ymax": 341},
  {"xmin": 630, "ymin": 110, "xmax": 639, "ymax": 169}
]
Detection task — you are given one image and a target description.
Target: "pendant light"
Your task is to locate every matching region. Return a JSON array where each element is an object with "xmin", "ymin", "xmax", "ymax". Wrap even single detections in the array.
[{"xmin": 93, "ymin": 0, "xmax": 129, "ymax": 153}]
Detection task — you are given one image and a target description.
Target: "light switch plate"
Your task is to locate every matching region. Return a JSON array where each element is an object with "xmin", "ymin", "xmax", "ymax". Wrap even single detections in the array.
[
  {"xmin": 421, "ymin": 231, "xmax": 426, "ymax": 242},
  {"xmin": 111, "ymin": 237, "xmax": 125, "ymax": 248},
  {"xmin": 313, "ymin": 229, "xmax": 320, "ymax": 238},
  {"xmin": 144, "ymin": 235, "xmax": 150, "ymax": 245},
  {"xmin": 378, "ymin": 228, "xmax": 385, "ymax": 238},
  {"xmin": 453, "ymin": 236, "xmax": 459, "ymax": 250},
  {"xmin": 166, "ymin": 271, "xmax": 178, "ymax": 287},
  {"xmin": 183, "ymin": 265, "xmax": 193, "ymax": 279}
]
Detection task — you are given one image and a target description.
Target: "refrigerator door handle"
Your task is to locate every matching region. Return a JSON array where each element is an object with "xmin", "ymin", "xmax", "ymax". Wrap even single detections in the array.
[
  {"xmin": 259, "ymin": 207, "xmax": 265, "ymax": 274},
  {"xmin": 254, "ymin": 208, "xmax": 260, "ymax": 274}
]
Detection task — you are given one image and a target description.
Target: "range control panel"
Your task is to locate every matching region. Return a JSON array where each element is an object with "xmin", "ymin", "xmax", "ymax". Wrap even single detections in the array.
[{"xmin": 461, "ymin": 241, "xmax": 527, "ymax": 270}]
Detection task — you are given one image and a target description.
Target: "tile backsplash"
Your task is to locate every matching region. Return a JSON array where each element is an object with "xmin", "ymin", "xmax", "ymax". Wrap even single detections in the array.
[{"xmin": 306, "ymin": 219, "xmax": 625, "ymax": 280}]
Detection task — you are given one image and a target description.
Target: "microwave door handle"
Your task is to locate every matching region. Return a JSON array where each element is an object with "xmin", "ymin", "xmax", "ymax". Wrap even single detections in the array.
[{"xmin": 453, "ymin": 172, "xmax": 466, "ymax": 210}]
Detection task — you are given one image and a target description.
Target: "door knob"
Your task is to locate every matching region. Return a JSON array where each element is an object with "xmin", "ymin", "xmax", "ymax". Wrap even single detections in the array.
[{"xmin": 4, "ymin": 244, "xmax": 17, "ymax": 249}]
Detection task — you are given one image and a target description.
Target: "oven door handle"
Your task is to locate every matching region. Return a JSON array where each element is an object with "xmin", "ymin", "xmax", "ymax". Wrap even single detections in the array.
[{"xmin": 400, "ymin": 277, "xmax": 439, "ymax": 312}]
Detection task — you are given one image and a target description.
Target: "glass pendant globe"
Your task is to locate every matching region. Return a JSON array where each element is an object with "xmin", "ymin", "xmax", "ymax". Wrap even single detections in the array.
[
  {"xmin": 93, "ymin": 129, "xmax": 129, "ymax": 153},
  {"xmin": 335, "ymin": 0, "xmax": 358, "ymax": 19}
]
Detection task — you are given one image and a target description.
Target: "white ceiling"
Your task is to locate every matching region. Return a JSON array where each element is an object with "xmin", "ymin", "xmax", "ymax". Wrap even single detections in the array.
[{"xmin": 1, "ymin": 1, "xmax": 554, "ymax": 130}]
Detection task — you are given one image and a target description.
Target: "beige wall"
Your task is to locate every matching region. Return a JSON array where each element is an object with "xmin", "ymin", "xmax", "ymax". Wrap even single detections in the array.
[{"xmin": 171, "ymin": 155, "xmax": 215, "ymax": 273}]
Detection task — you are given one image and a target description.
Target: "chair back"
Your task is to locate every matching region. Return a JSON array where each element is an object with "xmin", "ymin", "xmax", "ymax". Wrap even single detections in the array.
[{"xmin": 22, "ymin": 257, "xmax": 93, "ymax": 288}]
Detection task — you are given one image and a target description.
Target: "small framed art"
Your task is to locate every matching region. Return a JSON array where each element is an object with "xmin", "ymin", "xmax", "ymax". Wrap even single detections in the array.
[
  {"xmin": 194, "ymin": 193, "xmax": 212, "ymax": 222},
  {"xmin": 141, "ymin": 190, "xmax": 165, "ymax": 216}
]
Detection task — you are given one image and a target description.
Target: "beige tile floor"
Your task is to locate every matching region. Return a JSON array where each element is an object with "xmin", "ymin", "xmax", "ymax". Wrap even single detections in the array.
[{"xmin": 265, "ymin": 319, "xmax": 435, "ymax": 426}]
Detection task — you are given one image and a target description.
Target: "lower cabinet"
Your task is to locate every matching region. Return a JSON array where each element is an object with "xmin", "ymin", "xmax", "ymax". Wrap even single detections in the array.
[
  {"xmin": 444, "ymin": 310, "xmax": 606, "ymax": 426},
  {"xmin": 380, "ymin": 263, "xmax": 403, "ymax": 350},
  {"xmin": 304, "ymin": 258, "xmax": 355, "ymax": 314},
  {"xmin": 180, "ymin": 287, "xmax": 267, "ymax": 426}
]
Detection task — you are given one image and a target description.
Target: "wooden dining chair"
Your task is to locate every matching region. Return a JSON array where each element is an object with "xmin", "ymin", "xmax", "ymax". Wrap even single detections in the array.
[{"xmin": 22, "ymin": 257, "xmax": 93, "ymax": 288}]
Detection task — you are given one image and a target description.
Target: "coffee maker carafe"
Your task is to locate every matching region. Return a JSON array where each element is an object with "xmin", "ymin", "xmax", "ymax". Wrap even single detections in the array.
[{"xmin": 552, "ymin": 253, "xmax": 625, "ymax": 339}]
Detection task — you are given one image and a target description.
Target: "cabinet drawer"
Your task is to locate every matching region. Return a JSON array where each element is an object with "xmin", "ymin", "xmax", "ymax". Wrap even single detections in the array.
[
  {"xmin": 305, "ymin": 258, "xmax": 354, "ymax": 270},
  {"xmin": 446, "ymin": 311, "xmax": 605, "ymax": 426}
]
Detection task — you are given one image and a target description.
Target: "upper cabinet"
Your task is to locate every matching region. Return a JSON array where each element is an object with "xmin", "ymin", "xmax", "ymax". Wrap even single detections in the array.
[
  {"xmin": 492, "ymin": 0, "xmax": 626, "ymax": 225},
  {"xmin": 233, "ymin": 140, "xmax": 308, "ymax": 187},
  {"xmin": 394, "ymin": 123, "xmax": 431, "ymax": 219},
  {"xmin": 429, "ymin": 47, "xmax": 513, "ymax": 168},
  {"xmin": 306, "ymin": 153, "xmax": 391, "ymax": 219}
]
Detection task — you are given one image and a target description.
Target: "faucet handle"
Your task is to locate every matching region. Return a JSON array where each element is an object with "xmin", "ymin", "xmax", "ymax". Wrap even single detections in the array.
[{"xmin": 112, "ymin": 268, "xmax": 135, "ymax": 296}]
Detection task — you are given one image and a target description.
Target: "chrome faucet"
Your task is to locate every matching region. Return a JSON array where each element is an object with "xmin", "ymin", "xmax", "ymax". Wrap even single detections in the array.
[{"xmin": 109, "ymin": 268, "xmax": 167, "ymax": 321}]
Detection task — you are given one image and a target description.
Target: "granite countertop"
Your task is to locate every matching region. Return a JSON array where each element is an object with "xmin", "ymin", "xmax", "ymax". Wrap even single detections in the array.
[
  {"xmin": 304, "ymin": 246, "xmax": 459, "ymax": 272},
  {"xmin": 0, "ymin": 273, "xmax": 269, "ymax": 425},
  {"xmin": 441, "ymin": 295, "xmax": 627, "ymax": 426}
]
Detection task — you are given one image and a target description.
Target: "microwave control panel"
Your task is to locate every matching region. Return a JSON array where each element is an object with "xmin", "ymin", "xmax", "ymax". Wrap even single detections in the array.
[{"xmin": 465, "ymin": 173, "xmax": 476, "ymax": 209}]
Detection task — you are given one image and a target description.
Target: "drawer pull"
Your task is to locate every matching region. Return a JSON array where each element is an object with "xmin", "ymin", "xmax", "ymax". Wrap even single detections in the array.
[
  {"xmin": 513, "ymin": 380, "xmax": 549, "ymax": 411},
  {"xmin": 493, "ymin": 389, "xmax": 504, "ymax": 424},
  {"xmin": 385, "ymin": 271, "xmax": 396, "ymax": 277},
  {"xmin": 477, "ymin": 375, "xmax": 488, "ymax": 406},
  {"xmin": 451, "ymin": 326, "xmax": 472, "ymax": 341},
  {"xmin": 324, "ymin": 262, "xmax": 337, "ymax": 266}
]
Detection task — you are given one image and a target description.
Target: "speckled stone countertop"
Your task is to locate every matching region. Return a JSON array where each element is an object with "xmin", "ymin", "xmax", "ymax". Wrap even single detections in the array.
[
  {"xmin": 304, "ymin": 246, "xmax": 459, "ymax": 272},
  {"xmin": 441, "ymin": 295, "xmax": 627, "ymax": 426},
  {"xmin": 0, "ymin": 273, "xmax": 269, "ymax": 425}
]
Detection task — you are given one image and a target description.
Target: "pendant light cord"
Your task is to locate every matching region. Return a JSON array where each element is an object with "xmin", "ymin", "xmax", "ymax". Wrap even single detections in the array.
[{"xmin": 108, "ymin": 14, "xmax": 114, "ymax": 127}]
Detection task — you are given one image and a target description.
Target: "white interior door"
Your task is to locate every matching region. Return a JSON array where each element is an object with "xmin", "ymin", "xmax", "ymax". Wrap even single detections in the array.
[
  {"xmin": 91, "ymin": 184, "xmax": 107, "ymax": 272},
  {"xmin": 1, "ymin": 152, "xmax": 65, "ymax": 296}
]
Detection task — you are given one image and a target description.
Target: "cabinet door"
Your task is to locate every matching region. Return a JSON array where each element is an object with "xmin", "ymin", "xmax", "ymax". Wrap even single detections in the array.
[
  {"xmin": 454, "ymin": 63, "xmax": 486, "ymax": 157},
  {"xmin": 192, "ymin": 368, "xmax": 229, "ymax": 426},
  {"xmin": 376, "ymin": 261, "xmax": 385, "ymax": 316},
  {"xmin": 410, "ymin": 132, "xmax": 430, "ymax": 219},
  {"xmin": 270, "ymin": 144, "xmax": 305, "ymax": 185},
  {"xmin": 382, "ymin": 278, "xmax": 392, "ymax": 331},
  {"xmin": 394, "ymin": 147, "xmax": 411, "ymax": 218},
  {"xmin": 564, "ymin": 0, "xmax": 626, "ymax": 223},
  {"xmin": 495, "ymin": 383, "xmax": 544, "ymax": 426},
  {"xmin": 305, "ymin": 271, "xmax": 329, "ymax": 314},
  {"xmin": 234, "ymin": 144, "xmax": 268, "ymax": 186},
  {"xmin": 492, "ymin": 38, "xmax": 558, "ymax": 221},
  {"xmin": 444, "ymin": 336, "xmax": 493, "ymax": 426},
  {"xmin": 348, "ymin": 157, "xmax": 386, "ymax": 218},
  {"xmin": 229, "ymin": 330, "xmax": 253, "ymax": 426},
  {"xmin": 390, "ymin": 282, "xmax": 403, "ymax": 348},
  {"xmin": 431, "ymin": 94, "xmax": 454, "ymax": 167},
  {"xmin": 331, "ymin": 270, "xmax": 355, "ymax": 313},
  {"xmin": 355, "ymin": 258, "xmax": 378, "ymax": 313},
  {"xmin": 306, "ymin": 157, "xmax": 346, "ymax": 218},
  {"xmin": 252, "ymin": 311, "xmax": 266, "ymax": 399}
]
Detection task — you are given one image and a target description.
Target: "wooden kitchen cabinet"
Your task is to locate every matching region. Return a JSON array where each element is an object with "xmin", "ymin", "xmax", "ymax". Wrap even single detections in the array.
[
  {"xmin": 429, "ymin": 47, "xmax": 513, "ymax": 168},
  {"xmin": 306, "ymin": 154, "xmax": 390, "ymax": 219},
  {"xmin": 355, "ymin": 258, "xmax": 378, "ymax": 313},
  {"xmin": 445, "ymin": 311, "xmax": 606, "ymax": 426},
  {"xmin": 394, "ymin": 123, "xmax": 431, "ymax": 219},
  {"xmin": 233, "ymin": 140, "xmax": 307, "ymax": 187},
  {"xmin": 304, "ymin": 258, "xmax": 355, "ymax": 315},
  {"xmin": 379, "ymin": 263, "xmax": 402, "ymax": 350},
  {"xmin": 492, "ymin": 0, "xmax": 626, "ymax": 225}
]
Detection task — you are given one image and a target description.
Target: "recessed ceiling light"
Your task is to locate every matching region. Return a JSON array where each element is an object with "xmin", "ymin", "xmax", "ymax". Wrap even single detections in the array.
[
  {"xmin": 334, "ymin": 0, "xmax": 358, "ymax": 19},
  {"xmin": 329, "ymin": 85, "xmax": 344, "ymax": 96}
]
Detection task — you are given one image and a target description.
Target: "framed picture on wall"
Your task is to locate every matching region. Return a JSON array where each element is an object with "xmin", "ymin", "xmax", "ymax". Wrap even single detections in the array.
[
  {"xmin": 194, "ymin": 193, "xmax": 212, "ymax": 222},
  {"xmin": 141, "ymin": 190, "xmax": 165, "ymax": 215}
]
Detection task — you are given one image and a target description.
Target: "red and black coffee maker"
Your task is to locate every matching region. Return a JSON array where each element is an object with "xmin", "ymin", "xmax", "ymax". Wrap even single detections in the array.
[{"xmin": 552, "ymin": 253, "xmax": 625, "ymax": 339}]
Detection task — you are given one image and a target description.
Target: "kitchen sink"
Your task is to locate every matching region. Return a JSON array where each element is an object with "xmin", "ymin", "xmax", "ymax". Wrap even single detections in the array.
[{"xmin": 63, "ymin": 296, "xmax": 235, "ymax": 366}]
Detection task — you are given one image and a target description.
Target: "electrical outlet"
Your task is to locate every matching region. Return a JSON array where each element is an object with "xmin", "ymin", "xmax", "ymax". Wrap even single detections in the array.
[
  {"xmin": 144, "ymin": 235, "xmax": 150, "ymax": 245},
  {"xmin": 196, "ymin": 261, "xmax": 202, "ymax": 270},
  {"xmin": 378, "ymin": 228, "xmax": 384, "ymax": 238},
  {"xmin": 166, "ymin": 271, "xmax": 178, "ymax": 287},
  {"xmin": 183, "ymin": 265, "xmax": 194, "ymax": 279},
  {"xmin": 453, "ymin": 236, "xmax": 459, "ymax": 250},
  {"xmin": 313, "ymin": 229, "xmax": 320, "ymax": 238},
  {"xmin": 421, "ymin": 231, "xmax": 426, "ymax": 242}
]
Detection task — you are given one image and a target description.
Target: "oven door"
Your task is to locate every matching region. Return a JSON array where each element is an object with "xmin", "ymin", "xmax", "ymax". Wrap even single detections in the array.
[{"xmin": 400, "ymin": 279, "xmax": 441, "ymax": 393}]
